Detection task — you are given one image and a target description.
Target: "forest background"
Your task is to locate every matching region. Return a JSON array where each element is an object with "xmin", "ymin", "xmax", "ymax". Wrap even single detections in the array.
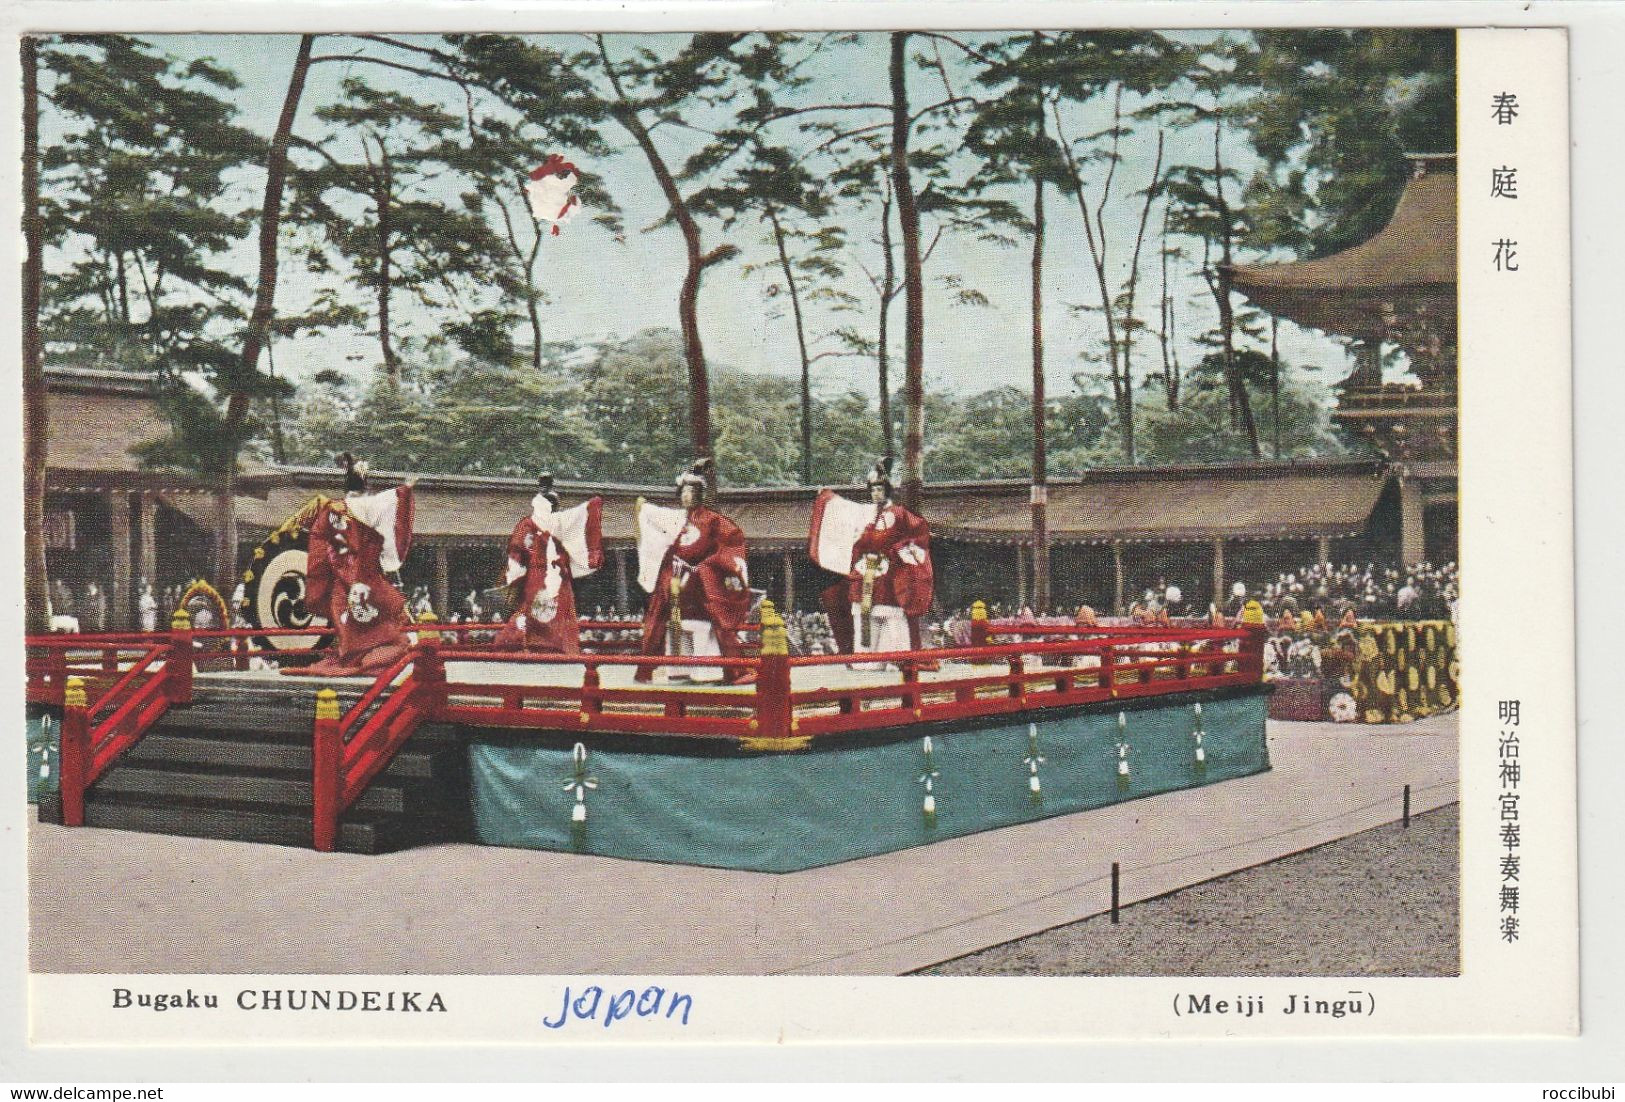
[{"xmin": 19, "ymin": 29, "xmax": 1454, "ymax": 626}]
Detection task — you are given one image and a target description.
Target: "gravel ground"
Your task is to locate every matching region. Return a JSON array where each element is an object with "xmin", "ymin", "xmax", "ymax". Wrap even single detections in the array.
[{"xmin": 918, "ymin": 802, "xmax": 1459, "ymax": 977}]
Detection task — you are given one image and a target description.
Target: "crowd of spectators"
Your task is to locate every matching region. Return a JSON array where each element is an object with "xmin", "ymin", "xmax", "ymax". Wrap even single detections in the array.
[
  {"xmin": 389, "ymin": 559, "xmax": 1459, "ymax": 656},
  {"xmin": 1235, "ymin": 561, "xmax": 1458, "ymax": 625}
]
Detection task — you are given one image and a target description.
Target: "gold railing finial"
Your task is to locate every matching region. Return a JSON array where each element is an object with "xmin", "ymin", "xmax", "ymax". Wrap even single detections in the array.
[
  {"xmin": 315, "ymin": 688, "xmax": 341, "ymax": 722},
  {"xmin": 758, "ymin": 598, "xmax": 788, "ymax": 657}
]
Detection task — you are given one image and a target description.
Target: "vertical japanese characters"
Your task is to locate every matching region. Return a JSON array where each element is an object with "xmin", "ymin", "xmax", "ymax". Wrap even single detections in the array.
[{"xmin": 1497, "ymin": 698, "xmax": 1522, "ymax": 943}]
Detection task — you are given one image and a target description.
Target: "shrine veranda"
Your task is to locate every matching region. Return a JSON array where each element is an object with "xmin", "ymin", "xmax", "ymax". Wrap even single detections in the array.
[{"xmin": 27, "ymin": 623, "xmax": 1272, "ymax": 870}]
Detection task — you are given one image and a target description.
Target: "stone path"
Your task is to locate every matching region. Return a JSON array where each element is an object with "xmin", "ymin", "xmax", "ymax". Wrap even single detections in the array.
[{"xmin": 29, "ymin": 713, "xmax": 1456, "ymax": 976}]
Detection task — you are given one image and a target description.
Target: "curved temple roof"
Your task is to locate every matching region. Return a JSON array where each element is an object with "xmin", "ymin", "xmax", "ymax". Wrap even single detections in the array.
[
  {"xmin": 205, "ymin": 460, "xmax": 1390, "ymax": 549},
  {"xmin": 1226, "ymin": 160, "xmax": 1457, "ymax": 337}
]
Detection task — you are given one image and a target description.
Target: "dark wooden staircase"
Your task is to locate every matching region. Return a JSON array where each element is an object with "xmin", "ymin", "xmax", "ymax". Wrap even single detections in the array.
[{"xmin": 39, "ymin": 682, "xmax": 470, "ymax": 854}]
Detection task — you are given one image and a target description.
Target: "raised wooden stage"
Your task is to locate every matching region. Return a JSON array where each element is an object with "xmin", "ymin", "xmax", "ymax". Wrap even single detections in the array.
[{"xmin": 29, "ymin": 612, "xmax": 1270, "ymax": 865}]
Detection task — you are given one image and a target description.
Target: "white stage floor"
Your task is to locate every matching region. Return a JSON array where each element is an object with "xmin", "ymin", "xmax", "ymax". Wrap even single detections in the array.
[{"xmin": 202, "ymin": 653, "xmax": 1106, "ymax": 695}]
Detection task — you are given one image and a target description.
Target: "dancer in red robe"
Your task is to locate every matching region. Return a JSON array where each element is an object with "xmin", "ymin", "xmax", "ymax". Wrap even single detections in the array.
[
  {"xmin": 635, "ymin": 458, "xmax": 755, "ymax": 684},
  {"xmin": 286, "ymin": 453, "xmax": 415, "ymax": 678},
  {"xmin": 493, "ymin": 475, "xmax": 604, "ymax": 654},
  {"xmin": 813, "ymin": 458, "xmax": 934, "ymax": 656}
]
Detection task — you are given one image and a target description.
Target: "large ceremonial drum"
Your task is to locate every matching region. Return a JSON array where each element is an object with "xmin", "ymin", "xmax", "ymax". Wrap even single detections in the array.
[{"xmin": 239, "ymin": 500, "xmax": 332, "ymax": 651}]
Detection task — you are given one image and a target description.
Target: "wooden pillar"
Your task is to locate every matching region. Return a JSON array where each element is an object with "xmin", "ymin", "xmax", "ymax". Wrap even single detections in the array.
[
  {"xmin": 1399, "ymin": 477, "xmax": 1426, "ymax": 567},
  {"xmin": 108, "ymin": 491, "xmax": 132, "ymax": 630},
  {"xmin": 433, "ymin": 544, "xmax": 450, "ymax": 619},
  {"xmin": 1015, "ymin": 543, "xmax": 1028, "ymax": 609},
  {"xmin": 1112, "ymin": 540, "xmax": 1125, "ymax": 615},
  {"xmin": 781, "ymin": 551, "xmax": 795, "ymax": 612},
  {"xmin": 1030, "ymin": 483, "xmax": 1049, "ymax": 613},
  {"xmin": 615, "ymin": 547, "xmax": 631, "ymax": 615},
  {"xmin": 137, "ymin": 492, "xmax": 158, "ymax": 590},
  {"xmin": 1211, "ymin": 538, "xmax": 1226, "ymax": 610},
  {"xmin": 1316, "ymin": 535, "xmax": 1331, "ymax": 570}
]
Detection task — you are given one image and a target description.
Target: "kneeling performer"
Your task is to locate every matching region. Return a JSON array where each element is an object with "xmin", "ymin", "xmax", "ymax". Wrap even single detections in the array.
[
  {"xmin": 494, "ymin": 475, "xmax": 604, "ymax": 654},
  {"xmin": 635, "ymin": 458, "xmax": 755, "ymax": 685},
  {"xmin": 286, "ymin": 452, "xmax": 415, "ymax": 677},
  {"xmin": 812, "ymin": 457, "xmax": 935, "ymax": 661}
]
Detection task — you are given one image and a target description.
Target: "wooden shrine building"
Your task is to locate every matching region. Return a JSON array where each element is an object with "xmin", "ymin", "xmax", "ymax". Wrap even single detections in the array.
[
  {"xmin": 40, "ymin": 367, "xmax": 1420, "ymax": 631},
  {"xmin": 1227, "ymin": 153, "xmax": 1458, "ymax": 566}
]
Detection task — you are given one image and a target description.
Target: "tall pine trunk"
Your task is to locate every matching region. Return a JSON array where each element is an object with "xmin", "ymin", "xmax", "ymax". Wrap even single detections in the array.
[
  {"xmin": 526, "ymin": 272, "xmax": 544, "ymax": 370},
  {"xmin": 890, "ymin": 32, "xmax": 925, "ymax": 513},
  {"xmin": 877, "ymin": 188, "xmax": 896, "ymax": 458},
  {"xmin": 219, "ymin": 34, "xmax": 314, "ymax": 587},
  {"xmin": 1210, "ymin": 122, "xmax": 1260, "ymax": 458},
  {"xmin": 22, "ymin": 37, "xmax": 49, "ymax": 634},
  {"xmin": 678, "ymin": 255, "xmax": 713, "ymax": 489},
  {"xmin": 1117, "ymin": 131, "xmax": 1164, "ymax": 466},
  {"xmin": 768, "ymin": 207, "xmax": 814, "ymax": 484},
  {"xmin": 599, "ymin": 38, "xmax": 729, "ymax": 492},
  {"xmin": 1030, "ymin": 146, "xmax": 1049, "ymax": 613},
  {"xmin": 1055, "ymin": 98, "xmax": 1129, "ymax": 463},
  {"xmin": 1158, "ymin": 203, "xmax": 1180, "ymax": 411},
  {"xmin": 376, "ymin": 150, "xmax": 398, "ymax": 384},
  {"xmin": 1270, "ymin": 314, "xmax": 1282, "ymax": 457}
]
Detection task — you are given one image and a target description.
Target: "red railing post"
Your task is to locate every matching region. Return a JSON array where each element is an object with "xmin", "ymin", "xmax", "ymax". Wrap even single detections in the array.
[
  {"xmin": 747, "ymin": 600, "xmax": 797, "ymax": 749},
  {"xmin": 581, "ymin": 662, "xmax": 602, "ymax": 719},
  {"xmin": 312, "ymin": 688, "xmax": 342, "ymax": 852},
  {"xmin": 901, "ymin": 661, "xmax": 922, "ymax": 714},
  {"xmin": 48, "ymin": 647, "xmax": 68, "ymax": 706},
  {"xmin": 969, "ymin": 599, "xmax": 989, "ymax": 650},
  {"xmin": 414, "ymin": 639, "xmax": 445, "ymax": 720},
  {"xmin": 58, "ymin": 677, "xmax": 89, "ymax": 827},
  {"xmin": 167, "ymin": 608, "xmax": 194, "ymax": 706},
  {"xmin": 1102, "ymin": 641, "xmax": 1118, "ymax": 698},
  {"xmin": 1241, "ymin": 625, "xmax": 1268, "ymax": 682}
]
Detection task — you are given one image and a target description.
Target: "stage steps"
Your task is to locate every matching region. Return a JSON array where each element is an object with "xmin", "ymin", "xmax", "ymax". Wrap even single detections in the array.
[{"xmin": 39, "ymin": 682, "xmax": 471, "ymax": 855}]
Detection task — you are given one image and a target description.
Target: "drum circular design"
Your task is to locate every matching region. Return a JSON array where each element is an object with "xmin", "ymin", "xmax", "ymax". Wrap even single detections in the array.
[{"xmin": 244, "ymin": 538, "xmax": 330, "ymax": 650}]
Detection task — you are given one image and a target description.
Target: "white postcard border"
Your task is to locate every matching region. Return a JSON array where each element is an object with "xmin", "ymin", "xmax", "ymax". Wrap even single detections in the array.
[{"xmin": 0, "ymin": 0, "xmax": 1612, "ymax": 1081}]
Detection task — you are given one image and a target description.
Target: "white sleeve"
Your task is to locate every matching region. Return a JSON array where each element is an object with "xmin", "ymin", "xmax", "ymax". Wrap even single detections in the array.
[{"xmin": 346, "ymin": 488, "xmax": 403, "ymax": 573}]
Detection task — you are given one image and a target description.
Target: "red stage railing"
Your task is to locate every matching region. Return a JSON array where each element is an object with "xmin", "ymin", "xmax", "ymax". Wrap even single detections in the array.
[
  {"xmin": 781, "ymin": 632, "xmax": 1259, "ymax": 739},
  {"xmin": 420, "ymin": 617, "xmax": 1264, "ymax": 750},
  {"xmin": 27, "ymin": 610, "xmax": 198, "ymax": 826},
  {"xmin": 432, "ymin": 649, "xmax": 761, "ymax": 741},
  {"xmin": 27, "ymin": 605, "xmax": 1264, "ymax": 850},
  {"xmin": 311, "ymin": 643, "xmax": 446, "ymax": 852}
]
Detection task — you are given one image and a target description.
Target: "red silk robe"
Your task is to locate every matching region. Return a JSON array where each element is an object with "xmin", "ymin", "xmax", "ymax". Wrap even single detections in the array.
[
  {"xmin": 822, "ymin": 502, "xmax": 934, "ymax": 653},
  {"xmin": 293, "ymin": 486, "xmax": 414, "ymax": 676},
  {"xmin": 494, "ymin": 497, "xmax": 603, "ymax": 654},
  {"xmin": 639, "ymin": 507, "xmax": 752, "ymax": 665}
]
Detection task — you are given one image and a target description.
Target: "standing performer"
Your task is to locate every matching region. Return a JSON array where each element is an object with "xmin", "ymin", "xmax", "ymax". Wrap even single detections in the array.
[
  {"xmin": 285, "ymin": 453, "xmax": 415, "ymax": 678},
  {"xmin": 811, "ymin": 458, "xmax": 935, "ymax": 659},
  {"xmin": 493, "ymin": 475, "xmax": 604, "ymax": 654},
  {"xmin": 635, "ymin": 458, "xmax": 755, "ymax": 685}
]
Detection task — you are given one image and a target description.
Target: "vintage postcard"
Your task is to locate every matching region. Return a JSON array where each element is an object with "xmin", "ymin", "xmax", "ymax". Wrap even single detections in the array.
[{"xmin": 3, "ymin": 0, "xmax": 1581, "ymax": 1061}]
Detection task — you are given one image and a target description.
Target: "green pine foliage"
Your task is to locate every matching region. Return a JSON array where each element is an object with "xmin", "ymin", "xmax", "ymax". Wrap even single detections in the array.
[
  {"xmin": 31, "ymin": 30, "xmax": 1451, "ymax": 493},
  {"xmin": 1245, "ymin": 30, "xmax": 1456, "ymax": 258}
]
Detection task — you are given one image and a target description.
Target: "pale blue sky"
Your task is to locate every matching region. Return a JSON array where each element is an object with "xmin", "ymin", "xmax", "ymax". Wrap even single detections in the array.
[{"xmin": 109, "ymin": 31, "xmax": 1364, "ymax": 402}]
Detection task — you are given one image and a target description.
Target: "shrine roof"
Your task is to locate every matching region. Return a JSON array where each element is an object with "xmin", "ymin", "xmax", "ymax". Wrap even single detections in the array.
[
  {"xmin": 1225, "ymin": 162, "xmax": 1456, "ymax": 336},
  {"xmin": 219, "ymin": 458, "xmax": 1390, "ymax": 547},
  {"xmin": 43, "ymin": 367, "xmax": 279, "ymax": 490}
]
